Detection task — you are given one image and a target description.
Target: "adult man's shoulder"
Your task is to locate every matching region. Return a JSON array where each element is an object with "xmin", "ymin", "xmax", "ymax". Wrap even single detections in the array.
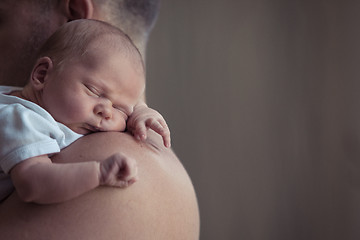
[{"xmin": 0, "ymin": 131, "xmax": 200, "ymax": 240}]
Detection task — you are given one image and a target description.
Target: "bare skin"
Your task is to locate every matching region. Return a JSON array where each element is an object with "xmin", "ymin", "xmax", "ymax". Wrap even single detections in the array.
[{"xmin": 0, "ymin": 131, "xmax": 200, "ymax": 240}]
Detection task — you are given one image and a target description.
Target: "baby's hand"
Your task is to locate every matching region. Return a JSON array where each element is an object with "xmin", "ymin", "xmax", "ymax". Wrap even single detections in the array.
[
  {"xmin": 99, "ymin": 153, "xmax": 138, "ymax": 188},
  {"xmin": 127, "ymin": 103, "xmax": 171, "ymax": 148}
]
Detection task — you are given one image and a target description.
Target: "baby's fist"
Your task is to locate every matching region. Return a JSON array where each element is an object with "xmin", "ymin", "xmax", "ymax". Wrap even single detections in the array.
[{"xmin": 99, "ymin": 153, "xmax": 138, "ymax": 188}]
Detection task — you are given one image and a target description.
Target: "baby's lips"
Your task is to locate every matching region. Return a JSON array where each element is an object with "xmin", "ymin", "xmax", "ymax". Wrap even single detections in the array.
[{"xmin": 85, "ymin": 123, "xmax": 103, "ymax": 132}]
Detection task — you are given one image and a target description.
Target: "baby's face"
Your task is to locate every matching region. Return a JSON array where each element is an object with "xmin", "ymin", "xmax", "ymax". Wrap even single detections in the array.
[{"xmin": 41, "ymin": 46, "xmax": 145, "ymax": 135}]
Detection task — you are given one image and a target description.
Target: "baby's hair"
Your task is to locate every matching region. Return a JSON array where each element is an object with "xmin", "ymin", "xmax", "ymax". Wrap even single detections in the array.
[{"xmin": 37, "ymin": 19, "xmax": 144, "ymax": 73}]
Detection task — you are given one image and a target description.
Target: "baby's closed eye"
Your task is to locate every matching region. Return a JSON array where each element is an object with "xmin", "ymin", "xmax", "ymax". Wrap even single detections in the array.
[{"xmin": 85, "ymin": 84, "xmax": 101, "ymax": 97}]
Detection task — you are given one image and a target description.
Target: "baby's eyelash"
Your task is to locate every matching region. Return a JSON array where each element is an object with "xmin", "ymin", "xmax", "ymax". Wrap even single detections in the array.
[{"xmin": 85, "ymin": 85, "xmax": 101, "ymax": 97}]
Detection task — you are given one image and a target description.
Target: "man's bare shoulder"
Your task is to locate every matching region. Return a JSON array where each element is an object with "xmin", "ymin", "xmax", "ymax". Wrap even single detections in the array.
[{"xmin": 0, "ymin": 131, "xmax": 200, "ymax": 240}]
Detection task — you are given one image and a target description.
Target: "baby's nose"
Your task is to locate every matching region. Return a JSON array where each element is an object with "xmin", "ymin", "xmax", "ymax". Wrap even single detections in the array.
[{"xmin": 94, "ymin": 102, "xmax": 112, "ymax": 120}]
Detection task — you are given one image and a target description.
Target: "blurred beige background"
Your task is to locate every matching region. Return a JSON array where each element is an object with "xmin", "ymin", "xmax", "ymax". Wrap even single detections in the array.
[{"xmin": 146, "ymin": 1, "xmax": 360, "ymax": 239}]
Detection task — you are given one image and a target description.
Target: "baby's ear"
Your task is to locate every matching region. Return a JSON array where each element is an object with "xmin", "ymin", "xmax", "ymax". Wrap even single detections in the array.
[{"xmin": 30, "ymin": 57, "xmax": 54, "ymax": 90}]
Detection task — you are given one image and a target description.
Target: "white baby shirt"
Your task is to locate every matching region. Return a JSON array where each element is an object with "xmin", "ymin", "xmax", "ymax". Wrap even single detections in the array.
[{"xmin": 0, "ymin": 86, "xmax": 82, "ymax": 201}]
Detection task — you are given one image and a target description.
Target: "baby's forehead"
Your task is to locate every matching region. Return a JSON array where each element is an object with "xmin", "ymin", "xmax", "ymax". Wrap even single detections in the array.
[
  {"xmin": 80, "ymin": 43, "xmax": 145, "ymax": 84},
  {"xmin": 86, "ymin": 35, "xmax": 144, "ymax": 70},
  {"xmin": 81, "ymin": 48, "xmax": 144, "ymax": 82}
]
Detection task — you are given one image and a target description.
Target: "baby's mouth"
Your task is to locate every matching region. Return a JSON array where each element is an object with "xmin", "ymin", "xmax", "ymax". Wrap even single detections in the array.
[{"xmin": 85, "ymin": 123, "xmax": 104, "ymax": 132}]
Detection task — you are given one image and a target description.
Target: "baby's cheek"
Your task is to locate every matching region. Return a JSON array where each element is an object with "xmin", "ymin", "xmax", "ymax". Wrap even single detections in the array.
[
  {"xmin": 102, "ymin": 112, "xmax": 127, "ymax": 132},
  {"xmin": 114, "ymin": 119, "xmax": 127, "ymax": 132},
  {"xmin": 67, "ymin": 104, "xmax": 89, "ymax": 121},
  {"xmin": 51, "ymin": 100, "xmax": 87, "ymax": 123}
]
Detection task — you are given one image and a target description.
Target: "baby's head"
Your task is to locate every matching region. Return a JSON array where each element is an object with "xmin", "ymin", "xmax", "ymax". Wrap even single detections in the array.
[
  {"xmin": 28, "ymin": 19, "xmax": 146, "ymax": 134},
  {"xmin": 37, "ymin": 19, "xmax": 145, "ymax": 75}
]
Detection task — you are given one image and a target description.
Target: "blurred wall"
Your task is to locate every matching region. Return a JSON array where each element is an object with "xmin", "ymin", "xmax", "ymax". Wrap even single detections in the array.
[{"xmin": 146, "ymin": 1, "xmax": 360, "ymax": 239}]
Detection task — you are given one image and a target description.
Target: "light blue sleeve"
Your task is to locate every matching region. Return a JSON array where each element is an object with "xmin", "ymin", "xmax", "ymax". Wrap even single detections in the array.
[{"xmin": 0, "ymin": 104, "xmax": 62, "ymax": 173}]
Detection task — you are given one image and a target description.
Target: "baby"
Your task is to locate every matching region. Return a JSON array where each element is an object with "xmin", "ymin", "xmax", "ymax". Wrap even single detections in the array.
[{"xmin": 0, "ymin": 19, "xmax": 170, "ymax": 204}]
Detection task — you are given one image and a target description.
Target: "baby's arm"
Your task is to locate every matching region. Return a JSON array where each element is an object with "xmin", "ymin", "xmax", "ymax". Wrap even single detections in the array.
[
  {"xmin": 127, "ymin": 102, "xmax": 171, "ymax": 148},
  {"xmin": 10, "ymin": 153, "xmax": 137, "ymax": 204}
]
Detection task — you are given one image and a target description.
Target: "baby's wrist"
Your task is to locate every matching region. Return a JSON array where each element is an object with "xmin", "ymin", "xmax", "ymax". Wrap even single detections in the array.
[
  {"xmin": 96, "ymin": 161, "xmax": 103, "ymax": 186},
  {"xmin": 135, "ymin": 101, "xmax": 147, "ymax": 109}
]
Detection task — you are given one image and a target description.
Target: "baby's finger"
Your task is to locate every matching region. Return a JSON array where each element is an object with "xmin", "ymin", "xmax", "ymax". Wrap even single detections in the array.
[
  {"xmin": 159, "ymin": 118, "xmax": 169, "ymax": 130},
  {"xmin": 163, "ymin": 131, "xmax": 171, "ymax": 148},
  {"xmin": 117, "ymin": 159, "xmax": 138, "ymax": 187},
  {"xmin": 158, "ymin": 119, "xmax": 171, "ymax": 147},
  {"xmin": 146, "ymin": 119, "xmax": 171, "ymax": 147},
  {"xmin": 134, "ymin": 123, "xmax": 147, "ymax": 141}
]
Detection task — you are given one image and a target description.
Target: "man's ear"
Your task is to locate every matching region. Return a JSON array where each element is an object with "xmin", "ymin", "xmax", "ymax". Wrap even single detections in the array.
[
  {"xmin": 30, "ymin": 57, "xmax": 54, "ymax": 91},
  {"xmin": 65, "ymin": 0, "xmax": 94, "ymax": 20}
]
